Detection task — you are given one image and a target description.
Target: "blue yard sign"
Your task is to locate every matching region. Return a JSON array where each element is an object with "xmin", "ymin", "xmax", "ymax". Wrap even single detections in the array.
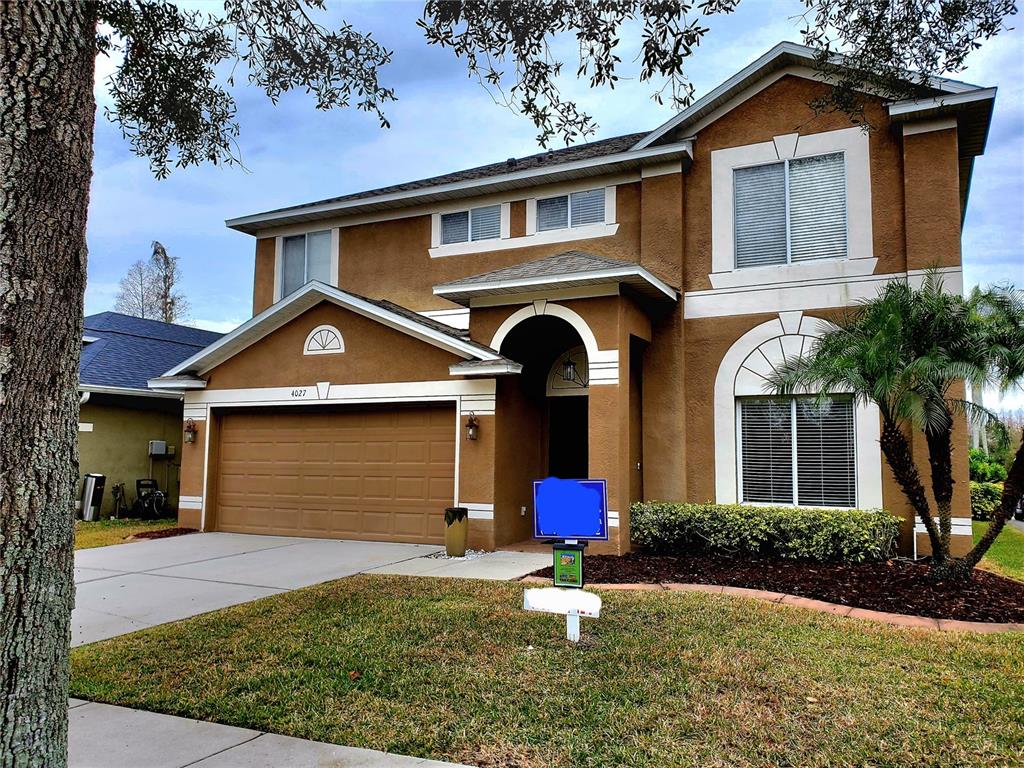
[{"xmin": 532, "ymin": 477, "xmax": 609, "ymax": 541}]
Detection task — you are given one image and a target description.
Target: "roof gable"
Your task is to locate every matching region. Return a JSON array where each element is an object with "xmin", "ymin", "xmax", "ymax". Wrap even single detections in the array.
[
  {"xmin": 151, "ymin": 282, "xmax": 503, "ymax": 386},
  {"xmin": 634, "ymin": 41, "xmax": 985, "ymax": 149}
]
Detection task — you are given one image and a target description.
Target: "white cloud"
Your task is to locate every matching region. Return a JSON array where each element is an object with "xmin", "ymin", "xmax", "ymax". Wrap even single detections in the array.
[{"xmin": 190, "ymin": 317, "xmax": 246, "ymax": 334}]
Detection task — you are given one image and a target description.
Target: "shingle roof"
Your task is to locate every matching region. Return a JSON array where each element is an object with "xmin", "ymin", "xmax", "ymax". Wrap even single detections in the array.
[
  {"xmin": 433, "ymin": 250, "xmax": 678, "ymax": 307},
  {"xmin": 359, "ymin": 295, "xmax": 509, "ymax": 360},
  {"xmin": 254, "ymin": 133, "xmax": 650, "ymax": 219},
  {"xmin": 81, "ymin": 312, "xmax": 222, "ymax": 392},
  {"xmin": 436, "ymin": 251, "xmax": 637, "ymax": 289}
]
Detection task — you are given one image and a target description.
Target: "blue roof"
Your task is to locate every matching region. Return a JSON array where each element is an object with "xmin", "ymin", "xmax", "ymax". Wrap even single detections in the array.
[{"xmin": 81, "ymin": 312, "xmax": 223, "ymax": 392}]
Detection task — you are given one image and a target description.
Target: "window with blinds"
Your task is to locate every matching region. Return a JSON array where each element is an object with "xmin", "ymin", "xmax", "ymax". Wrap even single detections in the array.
[
  {"xmin": 739, "ymin": 399, "xmax": 794, "ymax": 504},
  {"xmin": 739, "ymin": 396, "xmax": 856, "ymax": 507},
  {"xmin": 537, "ymin": 188, "xmax": 605, "ymax": 231},
  {"xmin": 441, "ymin": 205, "xmax": 502, "ymax": 244},
  {"xmin": 734, "ymin": 163, "xmax": 787, "ymax": 268},
  {"xmin": 733, "ymin": 151, "xmax": 847, "ymax": 269},
  {"xmin": 470, "ymin": 205, "xmax": 501, "ymax": 240},
  {"xmin": 570, "ymin": 188, "xmax": 605, "ymax": 226},
  {"xmin": 795, "ymin": 398, "xmax": 856, "ymax": 506},
  {"xmin": 281, "ymin": 230, "xmax": 331, "ymax": 297}
]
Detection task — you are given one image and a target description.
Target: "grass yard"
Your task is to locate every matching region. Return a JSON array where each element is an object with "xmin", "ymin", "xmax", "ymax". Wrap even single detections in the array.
[
  {"xmin": 74, "ymin": 518, "xmax": 178, "ymax": 550},
  {"xmin": 976, "ymin": 520, "xmax": 1024, "ymax": 582},
  {"xmin": 71, "ymin": 575, "xmax": 1024, "ymax": 767}
]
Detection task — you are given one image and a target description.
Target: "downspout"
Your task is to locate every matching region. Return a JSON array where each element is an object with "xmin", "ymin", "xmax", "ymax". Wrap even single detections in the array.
[{"xmin": 79, "ymin": 390, "xmax": 90, "ymax": 405}]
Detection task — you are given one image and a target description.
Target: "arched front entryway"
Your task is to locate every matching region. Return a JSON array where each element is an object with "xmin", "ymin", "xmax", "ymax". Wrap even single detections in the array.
[{"xmin": 498, "ymin": 315, "xmax": 589, "ymax": 481}]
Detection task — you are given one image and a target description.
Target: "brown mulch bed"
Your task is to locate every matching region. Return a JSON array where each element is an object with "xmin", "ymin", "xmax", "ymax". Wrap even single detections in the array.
[
  {"xmin": 130, "ymin": 527, "xmax": 198, "ymax": 541},
  {"xmin": 530, "ymin": 553, "xmax": 1024, "ymax": 623}
]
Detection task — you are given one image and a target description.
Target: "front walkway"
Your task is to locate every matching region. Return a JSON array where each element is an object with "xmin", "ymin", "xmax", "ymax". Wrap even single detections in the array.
[
  {"xmin": 69, "ymin": 699, "xmax": 466, "ymax": 767},
  {"xmin": 74, "ymin": 532, "xmax": 549, "ymax": 645}
]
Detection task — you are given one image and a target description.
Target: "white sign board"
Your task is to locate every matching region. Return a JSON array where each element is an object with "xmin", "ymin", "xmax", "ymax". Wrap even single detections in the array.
[{"xmin": 523, "ymin": 587, "xmax": 601, "ymax": 642}]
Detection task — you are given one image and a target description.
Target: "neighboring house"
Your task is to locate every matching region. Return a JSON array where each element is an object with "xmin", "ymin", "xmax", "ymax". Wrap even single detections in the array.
[
  {"xmin": 80, "ymin": 312, "xmax": 222, "ymax": 517},
  {"xmin": 151, "ymin": 42, "xmax": 993, "ymax": 556}
]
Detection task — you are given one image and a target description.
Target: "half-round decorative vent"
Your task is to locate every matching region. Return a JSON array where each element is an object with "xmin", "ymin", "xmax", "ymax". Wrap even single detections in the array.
[{"xmin": 303, "ymin": 324, "xmax": 345, "ymax": 356}]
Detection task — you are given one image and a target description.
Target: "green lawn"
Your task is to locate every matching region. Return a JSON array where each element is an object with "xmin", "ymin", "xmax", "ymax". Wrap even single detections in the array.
[
  {"xmin": 975, "ymin": 520, "xmax": 1024, "ymax": 582},
  {"xmin": 74, "ymin": 518, "xmax": 177, "ymax": 550},
  {"xmin": 71, "ymin": 575, "xmax": 1024, "ymax": 767}
]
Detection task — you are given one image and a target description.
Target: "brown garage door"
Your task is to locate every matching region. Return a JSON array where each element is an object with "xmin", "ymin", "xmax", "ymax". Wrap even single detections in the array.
[{"xmin": 214, "ymin": 404, "xmax": 455, "ymax": 543}]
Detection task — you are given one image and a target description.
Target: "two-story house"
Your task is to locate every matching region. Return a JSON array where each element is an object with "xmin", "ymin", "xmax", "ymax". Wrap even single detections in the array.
[{"xmin": 151, "ymin": 42, "xmax": 994, "ymax": 556}]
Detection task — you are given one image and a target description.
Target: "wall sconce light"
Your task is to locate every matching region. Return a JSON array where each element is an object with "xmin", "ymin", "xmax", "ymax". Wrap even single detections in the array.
[
  {"xmin": 183, "ymin": 418, "xmax": 198, "ymax": 444},
  {"xmin": 561, "ymin": 356, "xmax": 588, "ymax": 387},
  {"xmin": 465, "ymin": 413, "xmax": 479, "ymax": 441}
]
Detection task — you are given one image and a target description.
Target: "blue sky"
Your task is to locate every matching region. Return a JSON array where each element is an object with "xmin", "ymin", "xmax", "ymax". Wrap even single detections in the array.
[{"xmin": 88, "ymin": 1, "xmax": 1022, "ymax": 402}]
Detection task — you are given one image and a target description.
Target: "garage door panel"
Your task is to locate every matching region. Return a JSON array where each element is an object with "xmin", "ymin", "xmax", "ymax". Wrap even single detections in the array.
[
  {"xmin": 429, "ymin": 440, "xmax": 456, "ymax": 464},
  {"xmin": 429, "ymin": 476, "xmax": 456, "ymax": 502},
  {"xmin": 215, "ymin": 405, "xmax": 454, "ymax": 544},
  {"xmin": 394, "ymin": 476, "xmax": 427, "ymax": 500}
]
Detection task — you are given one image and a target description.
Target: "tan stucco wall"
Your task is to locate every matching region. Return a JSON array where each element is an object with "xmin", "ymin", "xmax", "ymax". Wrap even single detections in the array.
[
  {"xmin": 253, "ymin": 237, "xmax": 276, "ymax": 315},
  {"xmin": 903, "ymin": 127, "xmax": 961, "ymax": 270},
  {"xmin": 250, "ymin": 177, "xmax": 644, "ymax": 317},
  {"xmin": 78, "ymin": 401, "xmax": 183, "ymax": 517},
  {"xmin": 681, "ymin": 75, "xmax": 909, "ymax": 292},
  {"xmin": 204, "ymin": 301, "xmax": 462, "ymax": 391}
]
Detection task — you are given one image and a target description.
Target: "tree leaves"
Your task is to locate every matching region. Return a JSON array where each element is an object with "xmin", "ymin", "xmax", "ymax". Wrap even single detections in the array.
[{"xmin": 96, "ymin": 0, "xmax": 395, "ymax": 177}]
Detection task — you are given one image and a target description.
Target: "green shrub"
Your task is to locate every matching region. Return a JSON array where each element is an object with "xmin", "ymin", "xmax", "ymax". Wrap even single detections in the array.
[
  {"xmin": 631, "ymin": 501, "xmax": 901, "ymax": 564},
  {"xmin": 970, "ymin": 481, "xmax": 1003, "ymax": 521},
  {"xmin": 969, "ymin": 448, "xmax": 1008, "ymax": 483}
]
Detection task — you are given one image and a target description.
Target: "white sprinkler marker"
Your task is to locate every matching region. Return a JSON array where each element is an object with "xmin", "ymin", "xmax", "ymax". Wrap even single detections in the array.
[{"xmin": 523, "ymin": 587, "xmax": 601, "ymax": 642}]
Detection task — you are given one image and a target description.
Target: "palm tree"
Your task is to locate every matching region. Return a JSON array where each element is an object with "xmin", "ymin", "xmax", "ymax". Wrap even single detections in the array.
[{"xmin": 768, "ymin": 273, "xmax": 1024, "ymax": 581}]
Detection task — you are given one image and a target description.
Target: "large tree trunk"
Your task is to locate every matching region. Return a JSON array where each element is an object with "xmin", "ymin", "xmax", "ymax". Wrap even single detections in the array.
[{"xmin": 1, "ymin": 4, "xmax": 95, "ymax": 765}]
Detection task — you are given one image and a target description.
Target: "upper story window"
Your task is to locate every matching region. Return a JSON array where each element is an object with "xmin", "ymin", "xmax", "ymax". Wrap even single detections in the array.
[
  {"xmin": 440, "ymin": 205, "xmax": 501, "ymax": 245},
  {"xmin": 282, "ymin": 230, "xmax": 331, "ymax": 297},
  {"xmin": 734, "ymin": 152, "xmax": 847, "ymax": 269},
  {"xmin": 738, "ymin": 396, "xmax": 856, "ymax": 508},
  {"xmin": 536, "ymin": 188, "xmax": 606, "ymax": 231}
]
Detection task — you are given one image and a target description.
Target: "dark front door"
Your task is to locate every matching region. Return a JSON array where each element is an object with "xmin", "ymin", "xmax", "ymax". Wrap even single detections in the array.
[{"xmin": 547, "ymin": 396, "xmax": 588, "ymax": 479}]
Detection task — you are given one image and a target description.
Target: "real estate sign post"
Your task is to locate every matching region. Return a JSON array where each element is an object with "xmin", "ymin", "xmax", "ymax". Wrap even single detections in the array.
[{"xmin": 525, "ymin": 478, "xmax": 608, "ymax": 641}]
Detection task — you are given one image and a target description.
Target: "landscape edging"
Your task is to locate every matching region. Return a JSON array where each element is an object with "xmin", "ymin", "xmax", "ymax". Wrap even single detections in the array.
[{"xmin": 517, "ymin": 576, "xmax": 1022, "ymax": 633}]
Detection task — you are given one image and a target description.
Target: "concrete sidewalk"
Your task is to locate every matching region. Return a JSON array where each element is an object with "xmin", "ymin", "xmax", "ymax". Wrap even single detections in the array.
[{"xmin": 69, "ymin": 699, "xmax": 467, "ymax": 767}]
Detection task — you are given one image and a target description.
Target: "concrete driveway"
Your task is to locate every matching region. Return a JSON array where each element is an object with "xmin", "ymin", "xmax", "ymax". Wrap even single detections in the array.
[{"xmin": 73, "ymin": 532, "xmax": 547, "ymax": 646}]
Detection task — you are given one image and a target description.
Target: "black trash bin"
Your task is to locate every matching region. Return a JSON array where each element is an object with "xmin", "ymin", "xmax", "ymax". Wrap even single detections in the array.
[{"xmin": 80, "ymin": 474, "xmax": 106, "ymax": 521}]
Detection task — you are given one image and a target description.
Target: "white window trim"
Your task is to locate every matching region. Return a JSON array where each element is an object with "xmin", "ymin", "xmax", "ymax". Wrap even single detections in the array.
[
  {"xmin": 710, "ymin": 126, "xmax": 872, "ymax": 290},
  {"xmin": 430, "ymin": 183, "xmax": 618, "ymax": 259},
  {"xmin": 713, "ymin": 311, "xmax": 883, "ymax": 509},
  {"xmin": 430, "ymin": 203, "xmax": 510, "ymax": 254},
  {"xmin": 735, "ymin": 396, "xmax": 858, "ymax": 509},
  {"xmin": 273, "ymin": 228, "xmax": 339, "ymax": 302}
]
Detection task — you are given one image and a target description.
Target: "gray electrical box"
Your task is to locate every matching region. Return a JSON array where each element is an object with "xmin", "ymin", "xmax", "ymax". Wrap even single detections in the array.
[{"xmin": 148, "ymin": 440, "xmax": 168, "ymax": 456}]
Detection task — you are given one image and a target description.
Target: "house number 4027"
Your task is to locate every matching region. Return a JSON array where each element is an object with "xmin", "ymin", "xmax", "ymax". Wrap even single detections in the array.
[{"xmin": 290, "ymin": 388, "xmax": 307, "ymax": 398}]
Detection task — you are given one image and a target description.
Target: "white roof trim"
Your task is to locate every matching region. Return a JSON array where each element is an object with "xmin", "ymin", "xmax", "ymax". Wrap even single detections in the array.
[
  {"xmin": 433, "ymin": 265, "xmax": 678, "ymax": 303},
  {"xmin": 225, "ymin": 140, "xmax": 693, "ymax": 233},
  {"xmin": 80, "ymin": 383, "xmax": 183, "ymax": 400},
  {"xmin": 634, "ymin": 41, "xmax": 983, "ymax": 150},
  {"xmin": 147, "ymin": 376, "xmax": 208, "ymax": 391},
  {"xmin": 158, "ymin": 281, "xmax": 501, "ymax": 380},
  {"xmin": 888, "ymin": 87, "xmax": 997, "ymax": 118},
  {"xmin": 449, "ymin": 360, "xmax": 524, "ymax": 377}
]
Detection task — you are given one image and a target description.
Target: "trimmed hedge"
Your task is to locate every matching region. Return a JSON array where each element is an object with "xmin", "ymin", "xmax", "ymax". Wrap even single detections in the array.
[
  {"xmin": 631, "ymin": 501, "xmax": 901, "ymax": 564},
  {"xmin": 970, "ymin": 481, "xmax": 1003, "ymax": 521}
]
